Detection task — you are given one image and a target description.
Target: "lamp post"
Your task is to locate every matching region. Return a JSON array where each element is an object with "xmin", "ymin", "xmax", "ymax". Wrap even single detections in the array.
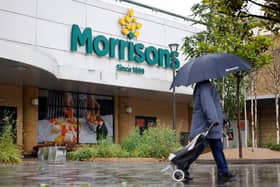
[{"xmin": 169, "ymin": 43, "xmax": 179, "ymax": 131}]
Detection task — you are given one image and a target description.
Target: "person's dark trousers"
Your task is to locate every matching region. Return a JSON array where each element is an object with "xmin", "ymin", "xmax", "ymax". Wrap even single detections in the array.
[
  {"xmin": 181, "ymin": 138, "xmax": 229, "ymax": 175},
  {"xmin": 208, "ymin": 138, "xmax": 229, "ymax": 174},
  {"xmin": 180, "ymin": 140, "xmax": 208, "ymax": 175}
]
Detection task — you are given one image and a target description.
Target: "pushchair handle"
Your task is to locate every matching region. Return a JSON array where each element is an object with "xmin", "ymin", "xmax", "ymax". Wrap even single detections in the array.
[
  {"xmin": 202, "ymin": 122, "xmax": 218, "ymax": 137},
  {"xmin": 208, "ymin": 122, "xmax": 218, "ymax": 132}
]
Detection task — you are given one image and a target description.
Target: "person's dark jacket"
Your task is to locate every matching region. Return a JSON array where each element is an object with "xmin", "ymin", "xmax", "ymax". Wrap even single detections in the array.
[
  {"xmin": 189, "ymin": 80, "xmax": 224, "ymax": 139},
  {"xmin": 96, "ymin": 123, "xmax": 108, "ymax": 141}
]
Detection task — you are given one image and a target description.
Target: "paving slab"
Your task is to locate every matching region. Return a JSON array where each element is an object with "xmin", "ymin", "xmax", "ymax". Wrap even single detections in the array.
[
  {"xmin": 198, "ymin": 147, "xmax": 280, "ymax": 164},
  {"xmin": 200, "ymin": 148, "xmax": 280, "ymax": 159},
  {"xmin": 1, "ymin": 160, "xmax": 280, "ymax": 187}
]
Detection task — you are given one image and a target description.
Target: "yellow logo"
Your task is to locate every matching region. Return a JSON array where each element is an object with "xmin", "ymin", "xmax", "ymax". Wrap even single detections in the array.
[{"xmin": 119, "ymin": 9, "xmax": 142, "ymax": 39}]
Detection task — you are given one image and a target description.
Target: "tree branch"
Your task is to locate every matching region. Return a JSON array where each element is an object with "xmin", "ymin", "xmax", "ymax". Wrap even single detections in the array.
[
  {"xmin": 241, "ymin": 13, "xmax": 280, "ymax": 23},
  {"xmin": 248, "ymin": 0, "xmax": 280, "ymax": 12}
]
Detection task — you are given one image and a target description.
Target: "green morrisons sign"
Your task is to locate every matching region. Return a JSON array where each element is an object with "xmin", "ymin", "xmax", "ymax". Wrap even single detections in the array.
[{"xmin": 70, "ymin": 24, "xmax": 180, "ymax": 74}]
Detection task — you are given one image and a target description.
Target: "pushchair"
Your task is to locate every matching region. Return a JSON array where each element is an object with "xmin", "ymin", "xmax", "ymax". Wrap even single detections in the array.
[{"xmin": 161, "ymin": 123, "xmax": 217, "ymax": 182}]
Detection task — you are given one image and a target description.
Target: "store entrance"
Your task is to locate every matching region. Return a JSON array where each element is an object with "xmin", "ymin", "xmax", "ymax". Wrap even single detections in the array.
[{"xmin": 0, "ymin": 106, "xmax": 17, "ymax": 141}]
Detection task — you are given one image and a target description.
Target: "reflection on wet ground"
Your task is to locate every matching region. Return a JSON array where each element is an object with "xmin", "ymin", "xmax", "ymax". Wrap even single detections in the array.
[{"xmin": 0, "ymin": 161, "xmax": 280, "ymax": 187}]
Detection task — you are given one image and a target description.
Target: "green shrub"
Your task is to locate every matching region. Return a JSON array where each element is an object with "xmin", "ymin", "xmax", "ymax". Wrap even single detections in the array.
[
  {"xmin": 68, "ymin": 126, "xmax": 180, "ymax": 160},
  {"xmin": 67, "ymin": 147, "xmax": 94, "ymax": 161},
  {"xmin": 247, "ymin": 138, "xmax": 252, "ymax": 147},
  {"xmin": 68, "ymin": 140, "xmax": 130, "ymax": 161},
  {"xmin": 121, "ymin": 128, "xmax": 142, "ymax": 153},
  {"xmin": 270, "ymin": 144, "xmax": 280, "ymax": 151},
  {"xmin": 96, "ymin": 144, "xmax": 129, "ymax": 157},
  {"xmin": 122, "ymin": 127, "xmax": 180, "ymax": 158},
  {"xmin": 0, "ymin": 112, "xmax": 22, "ymax": 164},
  {"xmin": 264, "ymin": 142, "xmax": 274, "ymax": 149}
]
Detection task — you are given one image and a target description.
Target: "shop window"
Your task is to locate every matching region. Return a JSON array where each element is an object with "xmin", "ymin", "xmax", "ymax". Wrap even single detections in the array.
[
  {"xmin": 78, "ymin": 94, "xmax": 114, "ymax": 144},
  {"xmin": 38, "ymin": 90, "xmax": 114, "ymax": 144},
  {"xmin": 0, "ymin": 106, "xmax": 17, "ymax": 142},
  {"xmin": 135, "ymin": 116, "xmax": 156, "ymax": 135}
]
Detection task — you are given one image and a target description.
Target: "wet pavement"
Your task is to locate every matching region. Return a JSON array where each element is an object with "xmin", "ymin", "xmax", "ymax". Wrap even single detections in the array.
[{"xmin": 1, "ymin": 160, "xmax": 280, "ymax": 187}]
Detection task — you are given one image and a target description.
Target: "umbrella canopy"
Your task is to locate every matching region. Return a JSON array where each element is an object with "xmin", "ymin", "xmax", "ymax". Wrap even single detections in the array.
[{"xmin": 170, "ymin": 53, "xmax": 251, "ymax": 89}]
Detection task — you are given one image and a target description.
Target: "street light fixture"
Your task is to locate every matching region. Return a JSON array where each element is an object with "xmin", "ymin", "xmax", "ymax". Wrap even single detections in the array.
[{"xmin": 169, "ymin": 43, "xmax": 179, "ymax": 131}]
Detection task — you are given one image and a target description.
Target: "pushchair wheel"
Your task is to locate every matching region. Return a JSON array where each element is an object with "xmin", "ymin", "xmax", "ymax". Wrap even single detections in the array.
[{"xmin": 172, "ymin": 169, "xmax": 185, "ymax": 182}]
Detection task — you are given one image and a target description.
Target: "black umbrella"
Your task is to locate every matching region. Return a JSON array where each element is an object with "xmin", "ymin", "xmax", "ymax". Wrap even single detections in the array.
[{"xmin": 170, "ymin": 53, "xmax": 251, "ymax": 89}]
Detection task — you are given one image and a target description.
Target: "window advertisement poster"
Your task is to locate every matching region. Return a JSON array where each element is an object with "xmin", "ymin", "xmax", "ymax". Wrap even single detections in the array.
[{"xmin": 38, "ymin": 90, "xmax": 114, "ymax": 144}]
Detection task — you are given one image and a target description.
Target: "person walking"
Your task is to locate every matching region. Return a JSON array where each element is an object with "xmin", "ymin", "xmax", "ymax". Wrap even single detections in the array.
[{"xmin": 180, "ymin": 80, "xmax": 235, "ymax": 183}]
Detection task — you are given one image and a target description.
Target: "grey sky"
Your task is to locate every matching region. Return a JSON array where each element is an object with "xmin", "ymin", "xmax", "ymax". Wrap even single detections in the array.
[
  {"xmin": 131, "ymin": 0, "xmax": 200, "ymax": 17},
  {"xmin": 131, "ymin": 0, "xmax": 261, "ymax": 17}
]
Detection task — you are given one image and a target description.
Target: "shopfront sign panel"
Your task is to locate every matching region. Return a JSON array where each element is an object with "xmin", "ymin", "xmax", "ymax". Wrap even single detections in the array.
[{"xmin": 70, "ymin": 9, "xmax": 180, "ymax": 74}]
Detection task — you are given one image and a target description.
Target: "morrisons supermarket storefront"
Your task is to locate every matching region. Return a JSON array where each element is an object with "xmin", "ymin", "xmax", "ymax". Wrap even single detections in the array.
[{"xmin": 0, "ymin": 0, "xmax": 198, "ymax": 154}]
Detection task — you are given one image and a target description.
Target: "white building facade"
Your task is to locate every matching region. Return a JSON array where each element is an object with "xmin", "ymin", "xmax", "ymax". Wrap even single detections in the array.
[{"xmin": 0, "ymin": 0, "xmax": 200, "ymax": 154}]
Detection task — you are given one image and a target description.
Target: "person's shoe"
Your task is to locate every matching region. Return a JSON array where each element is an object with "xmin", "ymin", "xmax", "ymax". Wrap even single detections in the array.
[
  {"xmin": 184, "ymin": 171, "xmax": 193, "ymax": 181},
  {"xmin": 217, "ymin": 172, "xmax": 236, "ymax": 183}
]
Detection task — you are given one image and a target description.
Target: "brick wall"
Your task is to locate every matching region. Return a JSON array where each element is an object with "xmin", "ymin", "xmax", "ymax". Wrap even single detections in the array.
[
  {"xmin": 249, "ymin": 35, "xmax": 280, "ymax": 146},
  {"xmin": 255, "ymin": 36, "xmax": 280, "ymax": 96},
  {"xmin": 117, "ymin": 96, "xmax": 191, "ymax": 143},
  {"xmin": 22, "ymin": 86, "xmax": 38, "ymax": 153}
]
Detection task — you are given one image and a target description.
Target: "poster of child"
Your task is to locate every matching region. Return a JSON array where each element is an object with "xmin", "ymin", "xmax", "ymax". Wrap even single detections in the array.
[
  {"xmin": 55, "ymin": 93, "xmax": 77, "ymax": 144},
  {"xmin": 86, "ymin": 95, "xmax": 100, "ymax": 128},
  {"xmin": 41, "ymin": 92, "xmax": 77, "ymax": 144},
  {"xmin": 78, "ymin": 95, "xmax": 100, "ymax": 143}
]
